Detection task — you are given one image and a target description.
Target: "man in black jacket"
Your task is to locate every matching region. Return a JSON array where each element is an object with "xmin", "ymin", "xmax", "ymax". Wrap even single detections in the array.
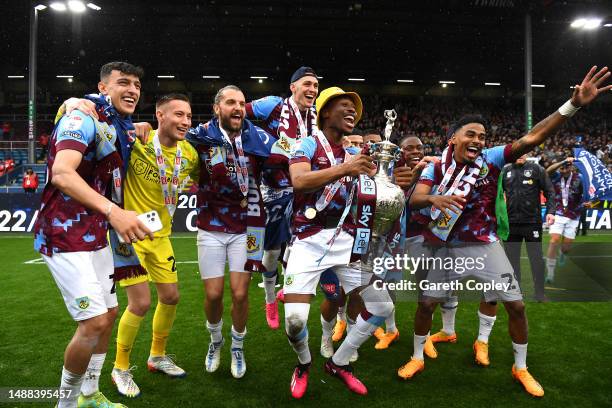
[{"xmin": 502, "ymin": 154, "xmax": 556, "ymax": 301}]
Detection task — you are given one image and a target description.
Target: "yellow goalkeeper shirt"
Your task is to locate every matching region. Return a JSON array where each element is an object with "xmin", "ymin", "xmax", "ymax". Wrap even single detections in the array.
[{"xmin": 124, "ymin": 130, "xmax": 200, "ymax": 237}]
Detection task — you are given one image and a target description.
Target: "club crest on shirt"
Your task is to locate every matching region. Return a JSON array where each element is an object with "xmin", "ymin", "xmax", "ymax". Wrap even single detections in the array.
[
  {"xmin": 523, "ymin": 169, "xmax": 532, "ymax": 178},
  {"xmin": 479, "ymin": 165, "xmax": 489, "ymax": 178},
  {"xmin": 76, "ymin": 296, "xmax": 90, "ymax": 310},
  {"xmin": 277, "ymin": 136, "xmax": 291, "ymax": 152}
]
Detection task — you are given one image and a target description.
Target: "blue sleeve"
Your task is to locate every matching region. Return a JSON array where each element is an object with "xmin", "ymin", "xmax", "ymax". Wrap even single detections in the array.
[
  {"xmin": 482, "ymin": 145, "xmax": 508, "ymax": 169},
  {"xmin": 419, "ymin": 162, "xmax": 435, "ymax": 182},
  {"xmin": 55, "ymin": 110, "xmax": 96, "ymax": 149},
  {"xmin": 248, "ymin": 96, "xmax": 283, "ymax": 120},
  {"xmin": 290, "ymin": 136, "xmax": 316, "ymax": 161}
]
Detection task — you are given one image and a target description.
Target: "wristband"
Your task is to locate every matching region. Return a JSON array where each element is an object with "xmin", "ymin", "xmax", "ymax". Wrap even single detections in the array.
[
  {"xmin": 558, "ymin": 99, "xmax": 581, "ymax": 117},
  {"xmin": 104, "ymin": 202, "xmax": 114, "ymax": 219}
]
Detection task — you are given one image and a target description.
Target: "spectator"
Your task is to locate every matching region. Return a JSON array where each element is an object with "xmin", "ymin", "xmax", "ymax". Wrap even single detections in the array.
[
  {"xmin": 22, "ymin": 168, "xmax": 39, "ymax": 194},
  {"xmin": 38, "ymin": 131, "xmax": 50, "ymax": 161}
]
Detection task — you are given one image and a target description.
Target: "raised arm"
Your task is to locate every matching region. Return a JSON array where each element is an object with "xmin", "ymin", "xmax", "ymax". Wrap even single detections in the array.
[
  {"xmin": 508, "ymin": 66, "xmax": 611, "ymax": 162},
  {"xmin": 546, "ymin": 157, "xmax": 574, "ymax": 175}
]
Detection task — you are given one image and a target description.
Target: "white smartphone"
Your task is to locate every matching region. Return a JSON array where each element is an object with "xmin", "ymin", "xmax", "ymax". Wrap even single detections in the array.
[{"xmin": 117, "ymin": 210, "xmax": 163, "ymax": 243}]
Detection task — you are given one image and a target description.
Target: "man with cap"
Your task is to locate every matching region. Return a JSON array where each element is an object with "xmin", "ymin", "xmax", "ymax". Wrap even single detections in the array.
[
  {"xmin": 545, "ymin": 157, "xmax": 583, "ymax": 283},
  {"xmin": 283, "ymin": 86, "xmax": 396, "ymax": 398},
  {"xmin": 245, "ymin": 66, "xmax": 319, "ymax": 329}
]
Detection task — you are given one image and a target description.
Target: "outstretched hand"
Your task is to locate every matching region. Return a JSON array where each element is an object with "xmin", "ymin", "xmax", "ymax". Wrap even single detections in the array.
[{"xmin": 571, "ymin": 66, "xmax": 612, "ymax": 107}]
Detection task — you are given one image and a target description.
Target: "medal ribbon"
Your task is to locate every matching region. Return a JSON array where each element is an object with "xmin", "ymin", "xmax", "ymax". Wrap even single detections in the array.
[
  {"xmin": 561, "ymin": 173, "xmax": 572, "ymax": 208},
  {"xmin": 314, "ymin": 130, "xmax": 350, "ymax": 211},
  {"xmin": 153, "ymin": 131, "xmax": 182, "ymax": 216}
]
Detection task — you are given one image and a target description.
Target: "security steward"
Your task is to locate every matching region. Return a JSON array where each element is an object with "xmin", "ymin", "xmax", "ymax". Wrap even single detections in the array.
[{"xmin": 501, "ymin": 153, "xmax": 556, "ymax": 302}]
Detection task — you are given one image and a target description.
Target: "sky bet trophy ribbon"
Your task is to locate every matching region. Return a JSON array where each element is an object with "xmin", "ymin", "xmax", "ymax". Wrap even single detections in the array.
[{"xmin": 352, "ymin": 109, "xmax": 406, "ymax": 279}]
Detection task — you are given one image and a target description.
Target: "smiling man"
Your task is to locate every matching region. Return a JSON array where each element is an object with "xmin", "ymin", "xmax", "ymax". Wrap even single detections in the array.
[
  {"xmin": 245, "ymin": 67, "xmax": 319, "ymax": 329},
  {"xmin": 190, "ymin": 85, "xmax": 272, "ymax": 380},
  {"xmin": 283, "ymin": 87, "xmax": 396, "ymax": 399},
  {"xmin": 34, "ymin": 61, "xmax": 151, "ymax": 408},
  {"xmin": 398, "ymin": 66, "xmax": 611, "ymax": 398},
  {"xmin": 110, "ymin": 94, "xmax": 199, "ymax": 398}
]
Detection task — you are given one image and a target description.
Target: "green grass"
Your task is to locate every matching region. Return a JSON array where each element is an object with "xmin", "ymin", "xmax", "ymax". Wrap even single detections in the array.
[{"xmin": 1, "ymin": 232, "xmax": 611, "ymax": 407}]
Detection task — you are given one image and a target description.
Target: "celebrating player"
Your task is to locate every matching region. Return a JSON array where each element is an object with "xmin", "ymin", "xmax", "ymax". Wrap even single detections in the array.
[
  {"xmin": 545, "ymin": 157, "xmax": 583, "ymax": 283},
  {"xmin": 245, "ymin": 66, "xmax": 319, "ymax": 329},
  {"xmin": 398, "ymin": 66, "xmax": 611, "ymax": 398},
  {"xmin": 109, "ymin": 94, "xmax": 199, "ymax": 397},
  {"xmin": 283, "ymin": 86, "xmax": 395, "ymax": 398},
  {"xmin": 190, "ymin": 85, "xmax": 273, "ymax": 379},
  {"xmin": 34, "ymin": 61, "xmax": 151, "ymax": 408}
]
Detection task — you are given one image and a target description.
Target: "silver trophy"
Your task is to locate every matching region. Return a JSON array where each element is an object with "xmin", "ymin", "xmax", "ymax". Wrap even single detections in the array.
[{"xmin": 360, "ymin": 109, "xmax": 406, "ymax": 275}]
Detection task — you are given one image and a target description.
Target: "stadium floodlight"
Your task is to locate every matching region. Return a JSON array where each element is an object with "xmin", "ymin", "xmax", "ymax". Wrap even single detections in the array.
[
  {"xmin": 604, "ymin": 23, "xmax": 612, "ymax": 27},
  {"xmin": 68, "ymin": 78, "xmax": 73, "ymax": 83},
  {"xmin": 348, "ymin": 78, "xmax": 365, "ymax": 81},
  {"xmin": 8, "ymin": 75, "xmax": 25, "ymax": 79},
  {"xmin": 34, "ymin": 4, "xmax": 47, "ymax": 10},
  {"xmin": 485, "ymin": 82, "xmax": 501, "ymax": 86},
  {"xmin": 531, "ymin": 84, "xmax": 545, "ymax": 88},
  {"xmin": 439, "ymin": 80, "xmax": 455, "ymax": 84},
  {"xmin": 571, "ymin": 18, "xmax": 586, "ymax": 28},
  {"xmin": 86, "ymin": 3, "xmax": 101, "ymax": 11},
  {"xmin": 49, "ymin": 2, "xmax": 67, "ymax": 11},
  {"xmin": 584, "ymin": 18, "xmax": 602, "ymax": 29},
  {"xmin": 157, "ymin": 75, "xmax": 175, "ymax": 79},
  {"xmin": 250, "ymin": 76, "xmax": 268, "ymax": 79},
  {"xmin": 571, "ymin": 18, "xmax": 602, "ymax": 29},
  {"xmin": 441, "ymin": 83, "xmax": 447, "ymax": 88},
  {"xmin": 56, "ymin": 75, "xmax": 73, "ymax": 78},
  {"xmin": 397, "ymin": 79, "xmax": 414, "ymax": 83},
  {"xmin": 202, "ymin": 75, "xmax": 220, "ymax": 79},
  {"xmin": 67, "ymin": 1, "xmax": 86, "ymax": 13}
]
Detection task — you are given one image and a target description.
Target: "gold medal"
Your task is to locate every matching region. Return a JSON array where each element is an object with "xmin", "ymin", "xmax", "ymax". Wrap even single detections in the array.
[
  {"xmin": 304, "ymin": 207, "xmax": 317, "ymax": 219},
  {"xmin": 240, "ymin": 198, "xmax": 248, "ymax": 208}
]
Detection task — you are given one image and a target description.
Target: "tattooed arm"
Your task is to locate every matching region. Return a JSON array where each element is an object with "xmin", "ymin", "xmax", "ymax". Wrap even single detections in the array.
[{"xmin": 508, "ymin": 66, "xmax": 611, "ymax": 162}]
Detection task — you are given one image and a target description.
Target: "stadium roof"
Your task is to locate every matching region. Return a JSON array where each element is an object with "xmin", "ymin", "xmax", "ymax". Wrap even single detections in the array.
[{"xmin": 2, "ymin": 0, "xmax": 612, "ymax": 90}]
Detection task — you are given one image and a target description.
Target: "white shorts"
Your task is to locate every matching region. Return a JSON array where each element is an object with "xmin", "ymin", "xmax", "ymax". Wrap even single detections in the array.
[
  {"xmin": 422, "ymin": 241, "xmax": 522, "ymax": 303},
  {"xmin": 284, "ymin": 229, "xmax": 373, "ymax": 295},
  {"xmin": 197, "ymin": 229, "xmax": 248, "ymax": 279},
  {"xmin": 549, "ymin": 215, "xmax": 579, "ymax": 239},
  {"xmin": 42, "ymin": 246, "xmax": 118, "ymax": 321}
]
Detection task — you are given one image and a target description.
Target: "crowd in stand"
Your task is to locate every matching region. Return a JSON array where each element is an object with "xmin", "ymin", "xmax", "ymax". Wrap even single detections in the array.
[{"xmin": 0, "ymin": 97, "xmax": 610, "ymax": 176}]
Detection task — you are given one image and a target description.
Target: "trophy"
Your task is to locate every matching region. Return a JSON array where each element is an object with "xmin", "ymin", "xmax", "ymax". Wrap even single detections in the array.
[{"xmin": 358, "ymin": 109, "xmax": 406, "ymax": 275}]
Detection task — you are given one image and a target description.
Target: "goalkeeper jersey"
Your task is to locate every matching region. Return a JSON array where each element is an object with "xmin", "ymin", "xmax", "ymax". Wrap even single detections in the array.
[{"xmin": 124, "ymin": 130, "xmax": 199, "ymax": 237}]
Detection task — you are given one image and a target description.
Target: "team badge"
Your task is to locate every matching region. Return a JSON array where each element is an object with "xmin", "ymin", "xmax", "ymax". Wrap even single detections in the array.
[
  {"xmin": 115, "ymin": 243, "xmax": 132, "ymax": 257},
  {"xmin": 533, "ymin": 230, "xmax": 539, "ymax": 238},
  {"xmin": 285, "ymin": 275, "xmax": 294, "ymax": 286},
  {"xmin": 246, "ymin": 234, "xmax": 259, "ymax": 253},
  {"xmin": 76, "ymin": 296, "xmax": 90, "ymax": 310},
  {"xmin": 479, "ymin": 165, "xmax": 489, "ymax": 178},
  {"xmin": 278, "ymin": 137, "xmax": 291, "ymax": 153},
  {"xmin": 523, "ymin": 169, "xmax": 532, "ymax": 178}
]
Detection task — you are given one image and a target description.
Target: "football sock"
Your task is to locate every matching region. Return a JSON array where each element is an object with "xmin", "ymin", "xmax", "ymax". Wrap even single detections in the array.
[
  {"xmin": 263, "ymin": 270, "xmax": 278, "ymax": 304},
  {"xmin": 320, "ymin": 314, "xmax": 336, "ymax": 339},
  {"xmin": 337, "ymin": 305, "xmax": 347, "ymax": 322},
  {"xmin": 332, "ymin": 313, "xmax": 378, "ymax": 366},
  {"xmin": 206, "ymin": 319, "xmax": 223, "ymax": 345},
  {"xmin": 413, "ymin": 333, "xmax": 428, "ymax": 360},
  {"xmin": 441, "ymin": 299, "xmax": 458, "ymax": 335},
  {"xmin": 58, "ymin": 366, "xmax": 83, "ymax": 408},
  {"xmin": 115, "ymin": 309, "xmax": 144, "ymax": 371},
  {"xmin": 347, "ymin": 316, "xmax": 356, "ymax": 334},
  {"xmin": 231, "ymin": 325, "xmax": 247, "ymax": 350},
  {"xmin": 512, "ymin": 342, "xmax": 528, "ymax": 369},
  {"xmin": 285, "ymin": 303, "xmax": 311, "ymax": 365},
  {"xmin": 385, "ymin": 307, "xmax": 397, "ymax": 333},
  {"xmin": 80, "ymin": 353, "xmax": 105, "ymax": 397},
  {"xmin": 477, "ymin": 311, "xmax": 497, "ymax": 343},
  {"xmin": 546, "ymin": 257, "xmax": 556, "ymax": 280},
  {"xmin": 150, "ymin": 302, "xmax": 177, "ymax": 357}
]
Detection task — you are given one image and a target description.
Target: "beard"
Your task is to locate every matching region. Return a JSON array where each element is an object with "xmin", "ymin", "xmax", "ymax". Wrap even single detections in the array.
[{"xmin": 219, "ymin": 114, "xmax": 243, "ymax": 133}]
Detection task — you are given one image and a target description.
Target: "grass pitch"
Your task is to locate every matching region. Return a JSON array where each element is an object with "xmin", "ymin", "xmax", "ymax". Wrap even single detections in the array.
[{"xmin": 1, "ymin": 232, "xmax": 611, "ymax": 407}]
